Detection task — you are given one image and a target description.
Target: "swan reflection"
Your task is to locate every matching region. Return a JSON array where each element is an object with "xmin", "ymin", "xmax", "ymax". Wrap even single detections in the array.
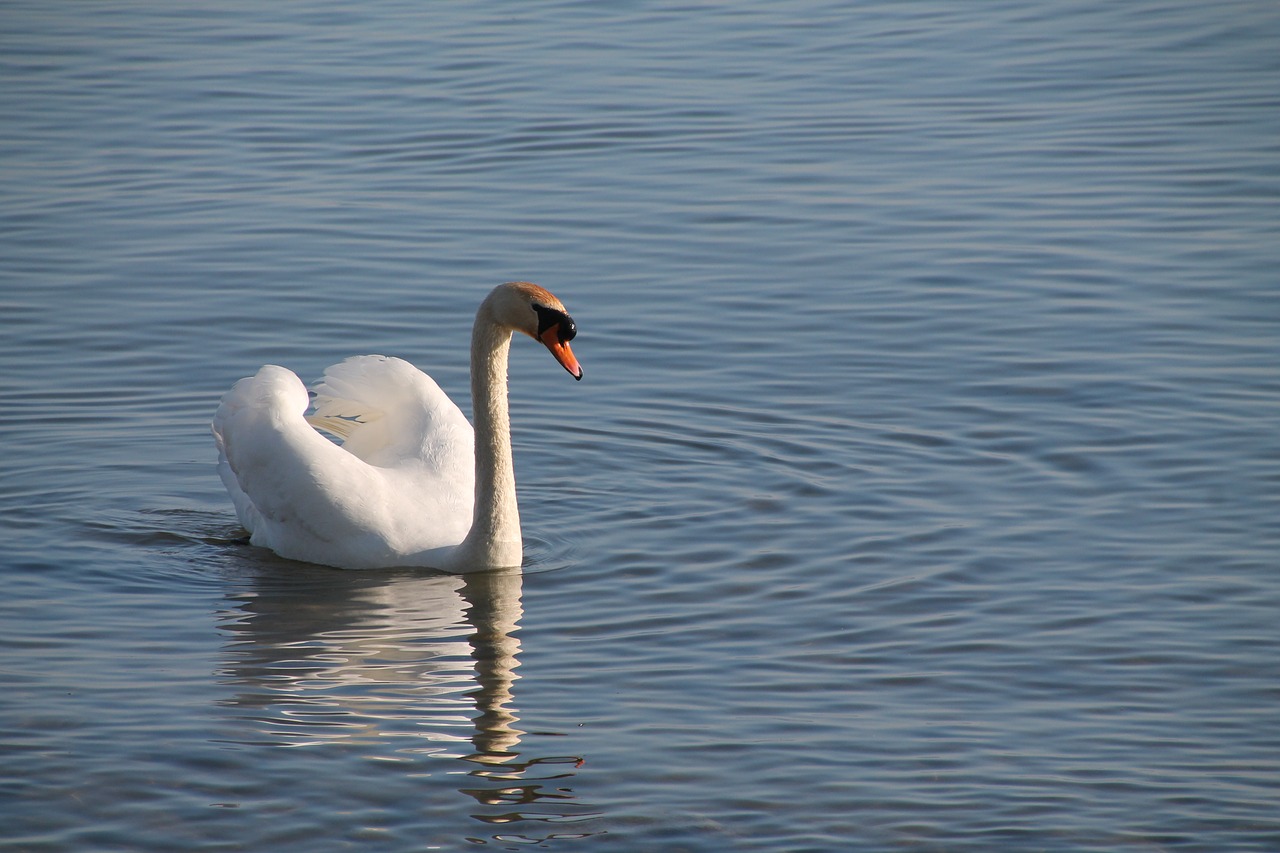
[{"xmin": 215, "ymin": 565, "xmax": 597, "ymax": 839}]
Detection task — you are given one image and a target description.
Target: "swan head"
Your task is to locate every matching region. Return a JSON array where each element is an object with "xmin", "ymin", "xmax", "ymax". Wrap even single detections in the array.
[{"xmin": 486, "ymin": 281, "xmax": 583, "ymax": 381}]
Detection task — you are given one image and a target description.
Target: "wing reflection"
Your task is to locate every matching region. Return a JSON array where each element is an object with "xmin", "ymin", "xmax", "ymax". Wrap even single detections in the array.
[{"xmin": 215, "ymin": 565, "xmax": 599, "ymax": 841}]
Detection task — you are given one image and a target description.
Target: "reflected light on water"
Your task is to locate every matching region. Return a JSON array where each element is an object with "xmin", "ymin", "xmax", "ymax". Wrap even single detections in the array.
[{"xmin": 214, "ymin": 565, "xmax": 601, "ymax": 840}]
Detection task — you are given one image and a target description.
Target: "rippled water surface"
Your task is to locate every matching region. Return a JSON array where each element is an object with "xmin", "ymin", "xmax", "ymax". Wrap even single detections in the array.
[{"xmin": 3, "ymin": 2, "xmax": 1279, "ymax": 850}]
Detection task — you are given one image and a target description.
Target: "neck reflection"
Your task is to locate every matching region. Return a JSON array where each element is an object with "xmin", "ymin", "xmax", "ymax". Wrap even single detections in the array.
[{"xmin": 460, "ymin": 567, "xmax": 524, "ymax": 757}]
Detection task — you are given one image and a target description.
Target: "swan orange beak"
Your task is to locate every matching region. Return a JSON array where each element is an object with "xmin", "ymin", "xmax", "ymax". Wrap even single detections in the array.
[{"xmin": 539, "ymin": 327, "xmax": 583, "ymax": 380}]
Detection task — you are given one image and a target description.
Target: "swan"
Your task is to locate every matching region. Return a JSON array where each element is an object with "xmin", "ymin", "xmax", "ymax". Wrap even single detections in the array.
[{"xmin": 211, "ymin": 281, "xmax": 582, "ymax": 571}]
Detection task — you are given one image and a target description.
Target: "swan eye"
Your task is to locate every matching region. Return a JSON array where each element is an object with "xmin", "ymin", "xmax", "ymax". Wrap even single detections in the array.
[{"xmin": 533, "ymin": 303, "xmax": 576, "ymax": 342}]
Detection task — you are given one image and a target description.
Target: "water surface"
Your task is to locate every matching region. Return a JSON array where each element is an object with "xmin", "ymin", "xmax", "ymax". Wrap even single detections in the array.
[{"xmin": 2, "ymin": 1, "xmax": 1278, "ymax": 850}]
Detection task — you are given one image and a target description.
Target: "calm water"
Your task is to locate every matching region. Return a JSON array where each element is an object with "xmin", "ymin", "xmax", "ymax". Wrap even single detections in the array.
[{"xmin": 3, "ymin": 1, "xmax": 1278, "ymax": 850}]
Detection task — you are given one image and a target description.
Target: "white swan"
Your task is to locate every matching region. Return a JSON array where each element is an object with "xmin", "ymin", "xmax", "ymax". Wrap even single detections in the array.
[{"xmin": 211, "ymin": 281, "xmax": 582, "ymax": 571}]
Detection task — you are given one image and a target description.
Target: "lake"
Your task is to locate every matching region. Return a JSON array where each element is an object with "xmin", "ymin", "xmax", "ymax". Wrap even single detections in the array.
[{"xmin": 2, "ymin": 1, "xmax": 1278, "ymax": 850}]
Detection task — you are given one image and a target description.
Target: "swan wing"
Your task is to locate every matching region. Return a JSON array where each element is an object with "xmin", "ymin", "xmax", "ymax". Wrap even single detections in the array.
[
  {"xmin": 309, "ymin": 355, "xmax": 473, "ymax": 473},
  {"xmin": 212, "ymin": 361, "xmax": 474, "ymax": 569}
]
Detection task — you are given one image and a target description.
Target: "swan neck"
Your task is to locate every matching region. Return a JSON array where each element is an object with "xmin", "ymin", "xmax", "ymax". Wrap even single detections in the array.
[{"xmin": 465, "ymin": 311, "xmax": 521, "ymax": 565}]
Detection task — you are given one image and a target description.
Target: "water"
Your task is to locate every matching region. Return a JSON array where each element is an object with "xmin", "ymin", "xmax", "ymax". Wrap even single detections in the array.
[{"xmin": 2, "ymin": 1, "xmax": 1278, "ymax": 850}]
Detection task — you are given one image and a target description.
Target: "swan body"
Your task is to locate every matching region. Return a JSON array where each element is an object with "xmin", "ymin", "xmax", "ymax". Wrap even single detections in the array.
[{"xmin": 212, "ymin": 282, "xmax": 582, "ymax": 571}]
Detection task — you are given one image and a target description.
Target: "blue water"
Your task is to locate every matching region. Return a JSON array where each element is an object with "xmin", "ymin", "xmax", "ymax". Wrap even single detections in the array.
[{"xmin": 3, "ymin": 1, "xmax": 1279, "ymax": 850}]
